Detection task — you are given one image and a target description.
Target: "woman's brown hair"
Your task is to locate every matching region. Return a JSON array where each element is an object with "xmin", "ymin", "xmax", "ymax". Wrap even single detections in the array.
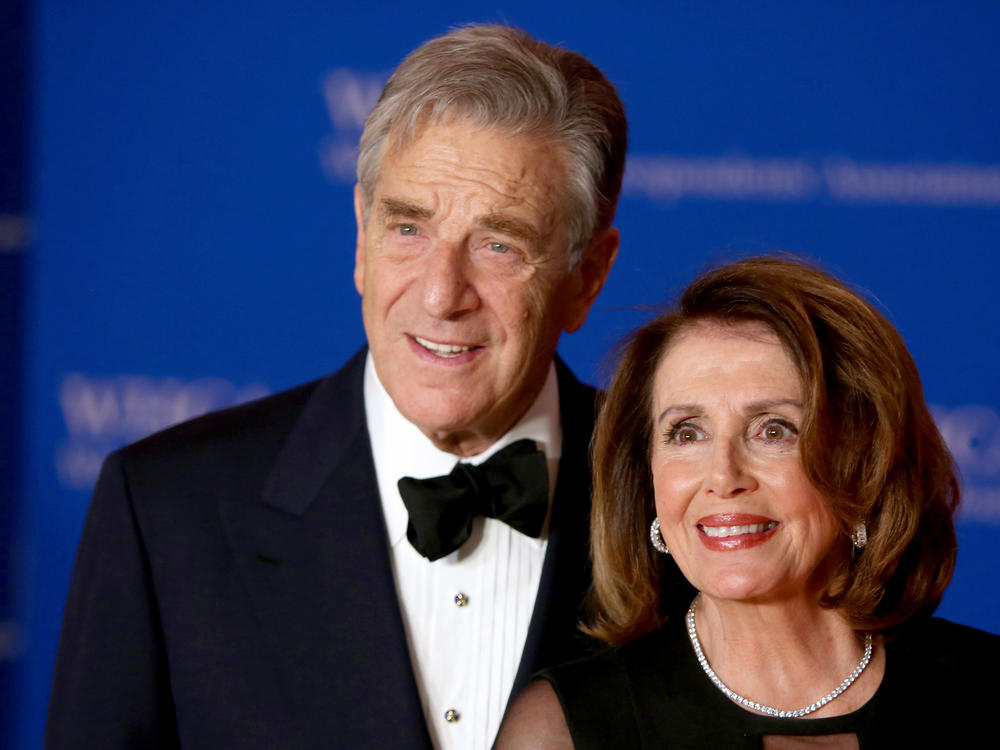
[{"xmin": 587, "ymin": 256, "xmax": 959, "ymax": 645}]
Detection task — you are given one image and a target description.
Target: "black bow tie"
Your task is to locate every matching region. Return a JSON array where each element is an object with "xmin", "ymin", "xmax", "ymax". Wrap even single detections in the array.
[{"xmin": 397, "ymin": 438, "xmax": 549, "ymax": 562}]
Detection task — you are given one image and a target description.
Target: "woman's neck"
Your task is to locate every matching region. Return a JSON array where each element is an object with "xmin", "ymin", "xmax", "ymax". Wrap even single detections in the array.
[{"xmin": 690, "ymin": 593, "xmax": 885, "ymax": 718}]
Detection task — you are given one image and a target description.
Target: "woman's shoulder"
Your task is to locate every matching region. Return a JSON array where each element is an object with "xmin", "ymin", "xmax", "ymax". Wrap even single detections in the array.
[
  {"xmin": 539, "ymin": 622, "xmax": 682, "ymax": 694},
  {"xmin": 494, "ymin": 681, "xmax": 574, "ymax": 750},
  {"xmin": 535, "ymin": 640, "xmax": 635, "ymax": 718},
  {"xmin": 879, "ymin": 616, "xmax": 1000, "ymax": 715},
  {"xmin": 497, "ymin": 645, "xmax": 638, "ymax": 750},
  {"xmin": 520, "ymin": 631, "xmax": 676, "ymax": 750},
  {"xmin": 890, "ymin": 616, "xmax": 1000, "ymax": 663},
  {"xmin": 861, "ymin": 616, "xmax": 999, "ymax": 742},
  {"xmin": 530, "ymin": 623, "xmax": 696, "ymax": 749}
]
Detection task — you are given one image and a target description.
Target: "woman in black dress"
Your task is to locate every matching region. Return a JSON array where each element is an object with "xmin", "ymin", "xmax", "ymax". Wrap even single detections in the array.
[{"xmin": 496, "ymin": 256, "xmax": 1000, "ymax": 749}]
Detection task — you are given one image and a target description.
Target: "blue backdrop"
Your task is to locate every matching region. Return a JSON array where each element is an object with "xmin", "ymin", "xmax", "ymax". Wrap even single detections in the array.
[{"xmin": 8, "ymin": 1, "xmax": 1000, "ymax": 747}]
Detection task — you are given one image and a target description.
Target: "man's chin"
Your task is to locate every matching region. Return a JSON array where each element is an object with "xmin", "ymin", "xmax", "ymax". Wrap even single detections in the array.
[
  {"xmin": 401, "ymin": 404, "xmax": 486, "ymax": 438},
  {"xmin": 392, "ymin": 392, "xmax": 500, "ymax": 451}
]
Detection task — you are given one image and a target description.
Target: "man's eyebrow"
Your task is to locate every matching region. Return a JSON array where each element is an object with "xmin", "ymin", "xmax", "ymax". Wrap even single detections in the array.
[
  {"xmin": 477, "ymin": 213, "xmax": 541, "ymax": 244},
  {"xmin": 377, "ymin": 199, "xmax": 542, "ymax": 243},
  {"xmin": 379, "ymin": 197, "xmax": 433, "ymax": 221}
]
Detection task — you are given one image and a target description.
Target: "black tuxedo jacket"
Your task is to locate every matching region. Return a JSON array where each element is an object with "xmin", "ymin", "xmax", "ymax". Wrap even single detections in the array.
[{"xmin": 46, "ymin": 349, "xmax": 600, "ymax": 748}]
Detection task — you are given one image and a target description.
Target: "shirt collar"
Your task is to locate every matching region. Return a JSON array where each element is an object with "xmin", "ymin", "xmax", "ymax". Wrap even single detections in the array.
[{"xmin": 364, "ymin": 354, "xmax": 562, "ymax": 549}]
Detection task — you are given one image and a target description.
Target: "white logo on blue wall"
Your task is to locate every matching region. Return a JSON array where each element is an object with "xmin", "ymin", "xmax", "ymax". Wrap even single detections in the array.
[
  {"xmin": 625, "ymin": 156, "xmax": 1000, "ymax": 207},
  {"xmin": 318, "ymin": 69, "xmax": 387, "ymax": 183},
  {"xmin": 932, "ymin": 404, "xmax": 1000, "ymax": 524},
  {"xmin": 314, "ymin": 68, "xmax": 1000, "ymax": 208},
  {"xmin": 56, "ymin": 372, "xmax": 270, "ymax": 491}
]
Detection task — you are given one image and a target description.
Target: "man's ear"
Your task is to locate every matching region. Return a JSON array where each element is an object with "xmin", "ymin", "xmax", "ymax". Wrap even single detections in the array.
[
  {"xmin": 353, "ymin": 184, "xmax": 367, "ymax": 296},
  {"xmin": 563, "ymin": 225, "xmax": 620, "ymax": 334}
]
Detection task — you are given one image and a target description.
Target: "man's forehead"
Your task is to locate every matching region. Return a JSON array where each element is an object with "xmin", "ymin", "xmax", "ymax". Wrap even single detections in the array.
[
  {"xmin": 380, "ymin": 116, "xmax": 563, "ymax": 184},
  {"xmin": 384, "ymin": 112, "xmax": 523, "ymax": 158},
  {"xmin": 371, "ymin": 121, "xmax": 567, "ymax": 236}
]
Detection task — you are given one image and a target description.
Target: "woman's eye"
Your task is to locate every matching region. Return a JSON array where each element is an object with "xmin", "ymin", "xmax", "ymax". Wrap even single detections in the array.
[
  {"xmin": 397, "ymin": 224, "xmax": 418, "ymax": 236},
  {"xmin": 666, "ymin": 423, "xmax": 702, "ymax": 445},
  {"xmin": 759, "ymin": 420, "xmax": 797, "ymax": 442},
  {"xmin": 488, "ymin": 241, "xmax": 511, "ymax": 254}
]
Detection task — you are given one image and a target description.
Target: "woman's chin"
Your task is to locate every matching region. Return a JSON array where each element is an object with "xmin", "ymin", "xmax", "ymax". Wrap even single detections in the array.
[{"xmin": 695, "ymin": 576, "xmax": 793, "ymax": 606}]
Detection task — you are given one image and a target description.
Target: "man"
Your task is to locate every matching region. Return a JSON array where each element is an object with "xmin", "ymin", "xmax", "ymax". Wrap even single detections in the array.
[{"xmin": 47, "ymin": 25, "xmax": 627, "ymax": 749}]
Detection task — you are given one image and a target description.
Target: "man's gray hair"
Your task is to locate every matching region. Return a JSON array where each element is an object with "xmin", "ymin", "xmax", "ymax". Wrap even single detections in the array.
[{"xmin": 356, "ymin": 24, "xmax": 627, "ymax": 267}]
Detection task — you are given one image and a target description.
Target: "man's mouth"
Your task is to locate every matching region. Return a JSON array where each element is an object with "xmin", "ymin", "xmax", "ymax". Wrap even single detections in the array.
[
  {"xmin": 413, "ymin": 335, "xmax": 477, "ymax": 358},
  {"xmin": 699, "ymin": 521, "xmax": 778, "ymax": 538}
]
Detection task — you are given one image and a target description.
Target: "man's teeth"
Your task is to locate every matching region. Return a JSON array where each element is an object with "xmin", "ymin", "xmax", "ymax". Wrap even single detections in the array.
[
  {"xmin": 700, "ymin": 521, "xmax": 778, "ymax": 538},
  {"xmin": 415, "ymin": 336, "xmax": 473, "ymax": 358}
]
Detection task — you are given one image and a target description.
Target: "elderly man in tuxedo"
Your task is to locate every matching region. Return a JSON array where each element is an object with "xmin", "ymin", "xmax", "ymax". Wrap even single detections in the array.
[{"xmin": 47, "ymin": 24, "xmax": 633, "ymax": 749}]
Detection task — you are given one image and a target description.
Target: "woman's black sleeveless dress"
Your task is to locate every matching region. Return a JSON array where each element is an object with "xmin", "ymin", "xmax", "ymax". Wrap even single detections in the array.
[{"xmin": 538, "ymin": 615, "xmax": 999, "ymax": 749}]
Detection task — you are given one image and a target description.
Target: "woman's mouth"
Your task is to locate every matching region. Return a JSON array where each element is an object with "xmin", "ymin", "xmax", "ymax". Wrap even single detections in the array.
[
  {"xmin": 695, "ymin": 514, "xmax": 780, "ymax": 550},
  {"xmin": 699, "ymin": 521, "xmax": 778, "ymax": 538}
]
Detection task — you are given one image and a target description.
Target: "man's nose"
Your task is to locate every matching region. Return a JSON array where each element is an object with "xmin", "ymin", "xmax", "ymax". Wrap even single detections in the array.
[
  {"xmin": 420, "ymin": 240, "xmax": 481, "ymax": 319},
  {"xmin": 706, "ymin": 438, "xmax": 758, "ymax": 498}
]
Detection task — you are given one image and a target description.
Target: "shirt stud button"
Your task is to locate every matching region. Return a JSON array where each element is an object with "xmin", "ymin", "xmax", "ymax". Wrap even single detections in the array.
[
  {"xmin": 444, "ymin": 708, "xmax": 460, "ymax": 723},
  {"xmin": 454, "ymin": 592, "xmax": 469, "ymax": 607}
]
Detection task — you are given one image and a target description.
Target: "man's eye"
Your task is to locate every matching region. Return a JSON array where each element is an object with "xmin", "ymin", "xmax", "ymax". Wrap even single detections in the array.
[
  {"xmin": 488, "ymin": 242, "xmax": 511, "ymax": 254},
  {"xmin": 397, "ymin": 224, "xmax": 418, "ymax": 236}
]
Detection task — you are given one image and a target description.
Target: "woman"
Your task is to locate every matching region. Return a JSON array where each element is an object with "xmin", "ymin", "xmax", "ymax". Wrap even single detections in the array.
[{"xmin": 497, "ymin": 256, "xmax": 1000, "ymax": 748}]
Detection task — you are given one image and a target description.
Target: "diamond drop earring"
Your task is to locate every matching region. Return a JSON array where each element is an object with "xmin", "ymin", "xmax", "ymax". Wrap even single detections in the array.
[
  {"xmin": 650, "ymin": 518, "xmax": 670, "ymax": 554},
  {"xmin": 851, "ymin": 522, "xmax": 868, "ymax": 549}
]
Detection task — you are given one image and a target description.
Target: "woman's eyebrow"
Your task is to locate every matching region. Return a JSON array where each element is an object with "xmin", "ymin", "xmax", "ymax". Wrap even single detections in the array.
[
  {"xmin": 656, "ymin": 404, "xmax": 700, "ymax": 426},
  {"xmin": 655, "ymin": 398, "xmax": 802, "ymax": 426},
  {"xmin": 744, "ymin": 398, "xmax": 803, "ymax": 413}
]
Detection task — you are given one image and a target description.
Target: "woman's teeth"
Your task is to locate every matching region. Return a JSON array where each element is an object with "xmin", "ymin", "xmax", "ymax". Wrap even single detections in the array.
[{"xmin": 700, "ymin": 521, "xmax": 777, "ymax": 538}]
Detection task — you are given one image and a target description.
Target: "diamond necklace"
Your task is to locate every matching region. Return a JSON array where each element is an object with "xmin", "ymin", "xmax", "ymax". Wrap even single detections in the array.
[{"xmin": 685, "ymin": 597, "xmax": 873, "ymax": 719}]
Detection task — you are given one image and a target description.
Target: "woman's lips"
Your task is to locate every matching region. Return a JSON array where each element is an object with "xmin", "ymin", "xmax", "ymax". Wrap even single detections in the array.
[{"xmin": 695, "ymin": 513, "xmax": 780, "ymax": 551}]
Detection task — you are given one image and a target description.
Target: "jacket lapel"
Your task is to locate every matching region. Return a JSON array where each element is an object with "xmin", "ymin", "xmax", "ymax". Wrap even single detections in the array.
[
  {"xmin": 510, "ymin": 357, "xmax": 598, "ymax": 697},
  {"xmin": 219, "ymin": 348, "xmax": 433, "ymax": 747}
]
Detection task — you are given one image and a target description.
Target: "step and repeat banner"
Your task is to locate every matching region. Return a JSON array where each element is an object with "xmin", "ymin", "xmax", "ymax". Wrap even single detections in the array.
[{"xmin": 10, "ymin": 1, "xmax": 1000, "ymax": 746}]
